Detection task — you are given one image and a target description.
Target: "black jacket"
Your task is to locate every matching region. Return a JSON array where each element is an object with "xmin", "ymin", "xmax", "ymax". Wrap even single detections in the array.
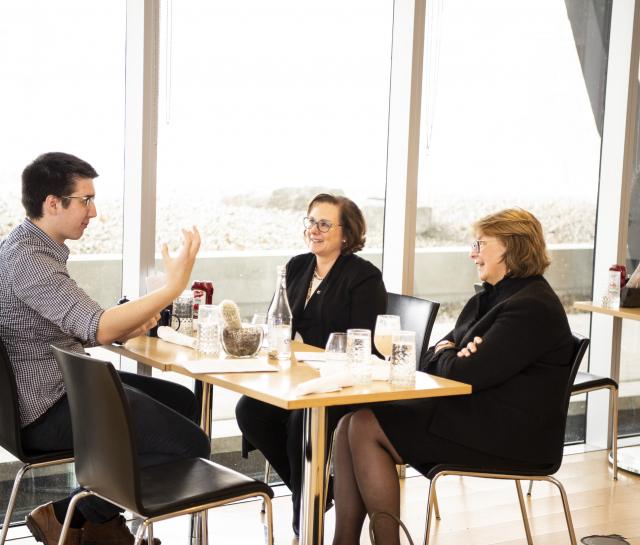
[
  {"xmin": 285, "ymin": 253, "xmax": 387, "ymax": 349},
  {"xmin": 421, "ymin": 275, "xmax": 573, "ymax": 464}
]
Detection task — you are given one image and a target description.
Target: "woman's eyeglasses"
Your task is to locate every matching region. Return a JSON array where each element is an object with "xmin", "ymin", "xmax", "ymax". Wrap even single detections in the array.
[
  {"xmin": 303, "ymin": 217, "xmax": 341, "ymax": 233},
  {"xmin": 471, "ymin": 240, "xmax": 488, "ymax": 253}
]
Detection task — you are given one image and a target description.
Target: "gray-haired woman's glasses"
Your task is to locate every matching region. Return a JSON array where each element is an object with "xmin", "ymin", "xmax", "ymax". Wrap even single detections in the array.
[{"xmin": 303, "ymin": 217, "xmax": 342, "ymax": 233}]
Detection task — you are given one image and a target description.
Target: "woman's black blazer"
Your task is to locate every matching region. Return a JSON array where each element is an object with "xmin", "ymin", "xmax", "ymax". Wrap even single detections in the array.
[
  {"xmin": 420, "ymin": 276, "xmax": 574, "ymax": 464},
  {"xmin": 285, "ymin": 252, "xmax": 387, "ymax": 349}
]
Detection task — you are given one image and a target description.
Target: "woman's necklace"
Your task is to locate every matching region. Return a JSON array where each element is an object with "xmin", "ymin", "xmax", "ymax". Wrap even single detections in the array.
[{"xmin": 306, "ymin": 268, "xmax": 325, "ymax": 304}]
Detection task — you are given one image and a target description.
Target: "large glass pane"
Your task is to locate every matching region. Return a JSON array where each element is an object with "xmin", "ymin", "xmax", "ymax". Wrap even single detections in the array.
[
  {"xmin": 0, "ymin": 0, "xmax": 126, "ymax": 522},
  {"xmin": 156, "ymin": 0, "xmax": 393, "ymax": 478},
  {"xmin": 620, "ymin": 54, "xmax": 640, "ymax": 438},
  {"xmin": 415, "ymin": 0, "xmax": 611, "ymax": 443}
]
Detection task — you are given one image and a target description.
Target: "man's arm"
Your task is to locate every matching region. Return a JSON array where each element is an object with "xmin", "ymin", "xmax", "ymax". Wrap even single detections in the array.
[{"xmin": 96, "ymin": 227, "xmax": 201, "ymax": 344}]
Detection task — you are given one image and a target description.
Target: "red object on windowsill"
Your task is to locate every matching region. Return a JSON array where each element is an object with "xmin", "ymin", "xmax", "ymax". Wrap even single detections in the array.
[{"xmin": 610, "ymin": 265, "xmax": 628, "ymax": 288}]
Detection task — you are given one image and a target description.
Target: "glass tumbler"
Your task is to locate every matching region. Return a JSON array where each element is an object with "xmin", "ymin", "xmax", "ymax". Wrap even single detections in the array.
[
  {"xmin": 323, "ymin": 332, "xmax": 348, "ymax": 376},
  {"xmin": 346, "ymin": 329, "xmax": 372, "ymax": 384},
  {"xmin": 172, "ymin": 290, "xmax": 194, "ymax": 335},
  {"xmin": 390, "ymin": 330, "xmax": 416, "ymax": 387},
  {"xmin": 197, "ymin": 304, "xmax": 220, "ymax": 356}
]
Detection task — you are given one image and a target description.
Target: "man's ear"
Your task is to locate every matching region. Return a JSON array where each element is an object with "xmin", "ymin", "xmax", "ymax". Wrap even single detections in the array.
[{"xmin": 42, "ymin": 195, "xmax": 62, "ymax": 216}]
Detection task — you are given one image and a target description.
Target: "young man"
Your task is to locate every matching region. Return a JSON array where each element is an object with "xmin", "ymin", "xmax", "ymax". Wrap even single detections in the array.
[{"xmin": 0, "ymin": 152, "xmax": 209, "ymax": 545}]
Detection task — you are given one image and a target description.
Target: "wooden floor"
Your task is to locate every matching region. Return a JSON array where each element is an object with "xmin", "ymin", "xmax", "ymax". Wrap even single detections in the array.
[{"xmin": 7, "ymin": 450, "xmax": 640, "ymax": 545}]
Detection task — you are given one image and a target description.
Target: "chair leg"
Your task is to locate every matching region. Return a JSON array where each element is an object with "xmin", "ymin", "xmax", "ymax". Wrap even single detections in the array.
[
  {"xmin": 261, "ymin": 494, "xmax": 274, "ymax": 545},
  {"xmin": 611, "ymin": 385, "xmax": 618, "ymax": 480},
  {"xmin": 515, "ymin": 480, "xmax": 534, "ymax": 545},
  {"xmin": 134, "ymin": 521, "xmax": 147, "ymax": 545},
  {"xmin": 547, "ymin": 476, "xmax": 577, "ymax": 545},
  {"xmin": 527, "ymin": 480, "xmax": 534, "ymax": 496},
  {"xmin": 0, "ymin": 464, "xmax": 29, "ymax": 545},
  {"xmin": 423, "ymin": 475, "xmax": 441, "ymax": 545},
  {"xmin": 58, "ymin": 491, "xmax": 92, "ymax": 545},
  {"xmin": 261, "ymin": 460, "xmax": 271, "ymax": 513},
  {"xmin": 432, "ymin": 486, "xmax": 440, "ymax": 520}
]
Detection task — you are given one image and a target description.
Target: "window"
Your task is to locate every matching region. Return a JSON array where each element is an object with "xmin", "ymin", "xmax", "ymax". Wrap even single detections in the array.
[
  {"xmin": 155, "ymin": 0, "xmax": 394, "ymax": 479},
  {"xmin": 414, "ymin": 0, "xmax": 612, "ymax": 442}
]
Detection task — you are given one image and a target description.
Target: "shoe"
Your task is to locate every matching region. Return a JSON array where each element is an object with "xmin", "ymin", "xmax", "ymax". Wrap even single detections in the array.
[
  {"xmin": 25, "ymin": 502, "xmax": 82, "ymax": 545},
  {"xmin": 83, "ymin": 516, "xmax": 161, "ymax": 545}
]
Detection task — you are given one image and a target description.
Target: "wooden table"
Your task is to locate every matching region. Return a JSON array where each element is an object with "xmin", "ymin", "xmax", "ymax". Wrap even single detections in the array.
[
  {"xmin": 105, "ymin": 337, "xmax": 471, "ymax": 545},
  {"xmin": 574, "ymin": 301, "xmax": 640, "ymax": 475}
]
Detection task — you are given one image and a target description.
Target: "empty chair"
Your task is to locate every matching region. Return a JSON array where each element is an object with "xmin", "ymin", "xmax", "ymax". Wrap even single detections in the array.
[
  {"xmin": 571, "ymin": 371, "xmax": 618, "ymax": 478},
  {"xmin": 52, "ymin": 346, "xmax": 273, "ymax": 545},
  {"xmin": 0, "ymin": 339, "xmax": 73, "ymax": 545},
  {"xmin": 386, "ymin": 293, "xmax": 440, "ymax": 363},
  {"xmin": 423, "ymin": 333, "xmax": 589, "ymax": 545}
]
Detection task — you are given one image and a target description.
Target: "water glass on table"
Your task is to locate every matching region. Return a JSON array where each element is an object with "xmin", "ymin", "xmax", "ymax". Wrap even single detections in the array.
[
  {"xmin": 196, "ymin": 304, "xmax": 220, "ymax": 356},
  {"xmin": 172, "ymin": 290, "xmax": 194, "ymax": 335},
  {"xmin": 347, "ymin": 329, "xmax": 372, "ymax": 384},
  {"xmin": 390, "ymin": 330, "xmax": 416, "ymax": 387},
  {"xmin": 323, "ymin": 332, "xmax": 348, "ymax": 376},
  {"xmin": 374, "ymin": 314, "xmax": 401, "ymax": 361},
  {"xmin": 251, "ymin": 313, "xmax": 268, "ymax": 343}
]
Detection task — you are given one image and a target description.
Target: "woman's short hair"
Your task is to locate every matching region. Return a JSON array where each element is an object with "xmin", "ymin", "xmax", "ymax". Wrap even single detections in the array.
[
  {"xmin": 307, "ymin": 193, "xmax": 366, "ymax": 254},
  {"xmin": 473, "ymin": 208, "xmax": 550, "ymax": 277}
]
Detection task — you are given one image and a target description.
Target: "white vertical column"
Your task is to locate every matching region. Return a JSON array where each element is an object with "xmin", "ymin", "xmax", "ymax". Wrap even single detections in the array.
[
  {"xmin": 382, "ymin": 0, "xmax": 426, "ymax": 295},
  {"xmin": 587, "ymin": 0, "xmax": 640, "ymax": 448},
  {"xmin": 122, "ymin": 0, "xmax": 160, "ymax": 299}
]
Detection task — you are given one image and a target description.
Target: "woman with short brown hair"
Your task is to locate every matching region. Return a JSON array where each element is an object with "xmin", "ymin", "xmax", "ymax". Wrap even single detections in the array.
[{"xmin": 331, "ymin": 208, "xmax": 573, "ymax": 545}]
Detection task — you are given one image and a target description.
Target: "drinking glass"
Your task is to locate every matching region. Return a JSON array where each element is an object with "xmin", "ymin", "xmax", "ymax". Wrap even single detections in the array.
[
  {"xmin": 251, "ymin": 313, "xmax": 268, "ymax": 341},
  {"xmin": 323, "ymin": 332, "xmax": 347, "ymax": 376},
  {"xmin": 172, "ymin": 290, "xmax": 194, "ymax": 335},
  {"xmin": 346, "ymin": 329, "xmax": 372, "ymax": 384},
  {"xmin": 389, "ymin": 330, "xmax": 416, "ymax": 387},
  {"xmin": 374, "ymin": 315, "xmax": 401, "ymax": 361},
  {"xmin": 197, "ymin": 304, "xmax": 220, "ymax": 356}
]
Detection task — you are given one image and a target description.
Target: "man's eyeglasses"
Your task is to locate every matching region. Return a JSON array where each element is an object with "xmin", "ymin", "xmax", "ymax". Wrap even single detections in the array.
[
  {"xmin": 471, "ymin": 240, "xmax": 488, "ymax": 253},
  {"xmin": 60, "ymin": 195, "xmax": 95, "ymax": 208},
  {"xmin": 303, "ymin": 217, "xmax": 341, "ymax": 233}
]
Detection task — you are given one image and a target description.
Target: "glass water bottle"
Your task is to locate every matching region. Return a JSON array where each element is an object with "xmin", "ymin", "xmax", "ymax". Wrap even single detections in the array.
[{"xmin": 267, "ymin": 265, "xmax": 292, "ymax": 360}]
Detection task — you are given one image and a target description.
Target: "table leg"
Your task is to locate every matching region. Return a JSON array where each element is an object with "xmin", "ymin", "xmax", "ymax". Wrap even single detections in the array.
[
  {"xmin": 300, "ymin": 407, "xmax": 327, "ymax": 545},
  {"xmin": 190, "ymin": 382, "xmax": 213, "ymax": 545},
  {"xmin": 136, "ymin": 361, "xmax": 152, "ymax": 376}
]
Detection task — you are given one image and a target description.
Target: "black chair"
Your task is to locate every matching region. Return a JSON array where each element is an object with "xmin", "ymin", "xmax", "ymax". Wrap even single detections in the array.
[
  {"xmin": 387, "ymin": 293, "xmax": 440, "ymax": 363},
  {"xmin": 525, "ymin": 368, "xmax": 618, "ymax": 498},
  {"xmin": 51, "ymin": 346, "xmax": 274, "ymax": 545},
  {"xmin": 422, "ymin": 333, "xmax": 590, "ymax": 545},
  {"xmin": 0, "ymin": 339, "xmax": 73, "ymax": 545}
]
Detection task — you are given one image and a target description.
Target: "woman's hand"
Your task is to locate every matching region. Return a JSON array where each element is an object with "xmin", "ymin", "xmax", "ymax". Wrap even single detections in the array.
[
  {"xmin": 457, "ymin": 336, "xmax": 483, "ymax": 358},
  {"xmin": 434, "ymin": 340, "xmax": 457, "ymax": 353},
  {"xmin": 162, "ymin": 226, "xmax": 201, "ymax": 297}
]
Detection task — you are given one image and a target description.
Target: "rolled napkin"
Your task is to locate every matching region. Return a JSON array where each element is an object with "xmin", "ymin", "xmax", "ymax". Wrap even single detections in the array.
[
  {"xmin": 157, "ymin": 326, "xmax": 197, "ymax": 349},
  {"xmin": 295, "ymin": 371, "xmax": 356, "ymax": 396}
]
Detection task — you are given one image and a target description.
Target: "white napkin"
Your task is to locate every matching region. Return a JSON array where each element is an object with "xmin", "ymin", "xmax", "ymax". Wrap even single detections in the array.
[
  {"xmin": 157, "ymin": 326, "xmax": 197, "ymax": 349},
  {"xmin": 295, "ymin": 371, "xmax": 356, "ymax": 396}
]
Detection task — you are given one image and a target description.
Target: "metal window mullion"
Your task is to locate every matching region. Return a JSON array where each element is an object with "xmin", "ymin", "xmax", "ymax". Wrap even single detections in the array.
[
  {"xmin": 382, "ymin": 0, "xmax": 426, "ymax": 295},
  {"xmin": 122, "ymin": 0, "xmax": 160, "ymax": 300}
]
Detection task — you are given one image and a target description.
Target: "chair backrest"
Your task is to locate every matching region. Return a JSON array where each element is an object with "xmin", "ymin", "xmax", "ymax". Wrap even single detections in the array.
[
  {"xmin": 387, "ymin": 293, "xmax": 440, "ymax": 364},
  {"xmin": 0, "ymin": 338, "xmax": 25, "ymax": 460},
  {"xmin": 52, "ymin": 346, "xmax": 143, "ymax": 512},
  {"xmin": 548, "ymin": 332, "xmax": 590, "ymax": 470}
]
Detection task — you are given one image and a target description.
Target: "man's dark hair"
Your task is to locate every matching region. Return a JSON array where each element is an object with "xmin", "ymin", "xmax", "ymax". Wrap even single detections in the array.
[{"xmin": 21, "ymin": 152, "xmax": 99, "ymax": 219}]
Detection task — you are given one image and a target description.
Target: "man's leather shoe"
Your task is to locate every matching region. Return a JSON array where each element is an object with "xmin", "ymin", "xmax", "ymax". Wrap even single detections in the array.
[{"xmin": 25, "ymin": 502, "xmax": 81, "ymax": 545}]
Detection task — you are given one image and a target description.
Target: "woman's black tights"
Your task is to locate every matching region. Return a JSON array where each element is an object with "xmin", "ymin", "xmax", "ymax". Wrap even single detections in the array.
[{"xmin": 332, "ymin": 409, "xmax": 404, "ymax": 545}]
